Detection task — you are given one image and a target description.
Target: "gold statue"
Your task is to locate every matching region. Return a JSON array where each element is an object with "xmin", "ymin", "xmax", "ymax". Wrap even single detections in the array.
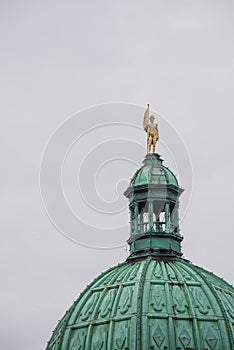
[{"xmin": 143, "ymin": 104, "xmax": 159, "ymax": 153}]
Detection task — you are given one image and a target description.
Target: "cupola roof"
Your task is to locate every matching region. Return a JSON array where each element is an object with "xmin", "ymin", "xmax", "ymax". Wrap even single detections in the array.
[{"xmin": 130, "ymin": 153, "xmax": 178, "ymax": 187}]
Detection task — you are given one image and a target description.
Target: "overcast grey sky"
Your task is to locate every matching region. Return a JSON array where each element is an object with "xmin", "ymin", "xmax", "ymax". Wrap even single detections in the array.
[{"xmin": 1, "ymin": 1, "xmax": 234, "ymax": 349}]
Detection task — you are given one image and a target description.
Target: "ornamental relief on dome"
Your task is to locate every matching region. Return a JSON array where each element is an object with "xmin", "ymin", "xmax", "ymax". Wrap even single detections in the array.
[
  {"xmin": 71, "ymin": 329, "xmax": 86, "ymax": 350},
  {"xmin": 176, "ymin": 321, "xmax": 194, "ymax": 348},
  {"xmin": 150, "ymin": 285, "xmax": 165, "ymax": 312},
  {"xmin": 202, "ymin": 324, "xmax": 220, "ymax": 350},
  {"xmin": 113, "ymin": 322, "xmax": 129, "ymax": 350},
  {"xmin": 99, "ymin": 289, "xmax": 116, "ymax": 318},
  {"xmin": 118, "ymin": 287, "xmax": 133, "ymax": 315},
  {"xmin": 150, "ymin": 320, "xmax": 167, "ymax": 349},
  {"xmin": 172, "ymin": 285, "xmax": 188, "ymax": 314},
  {"xmin": 190, "ymin": 287, "xmax": 211, "ymax": 315},
  {"xmin": 128, "ymin": 264, "xmax": 140, "ymax": 281},
  {"xmin": 80, "ymin": 293, "xmax": 99, "ymax": 321},
  {"xmin": 166, "ymin": 265, "xmax": 177, "ymax": 280},
  {"xmin": 153, "ymin": 263, "xmax": 163, "ymax": 280},
  {"xmin": 92, "ymin": 325, "xmax": 107, "ymax": 350}
]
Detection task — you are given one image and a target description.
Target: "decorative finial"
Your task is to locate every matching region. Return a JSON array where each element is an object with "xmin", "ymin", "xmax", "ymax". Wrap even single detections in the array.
[{"xmin": 143, "ymin": 104, "xmax": 159, "ymax": 153}]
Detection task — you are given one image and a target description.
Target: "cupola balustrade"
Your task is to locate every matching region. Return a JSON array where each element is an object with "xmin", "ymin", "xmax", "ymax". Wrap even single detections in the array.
[{"xmin": 129, "ymin": 201, "xmax": 179, "ymax": 235}]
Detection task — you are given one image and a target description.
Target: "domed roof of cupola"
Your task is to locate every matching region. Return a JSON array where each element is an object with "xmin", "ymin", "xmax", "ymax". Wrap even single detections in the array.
[{"xmin": 130, "ymin": 153, "xmax": 178, "ymax": 187}]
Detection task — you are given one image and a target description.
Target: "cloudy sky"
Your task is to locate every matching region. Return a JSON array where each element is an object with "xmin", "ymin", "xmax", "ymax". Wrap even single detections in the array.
[{"xmin": 1, "ymin": 1, "xmax": 234, "ymax": 349}]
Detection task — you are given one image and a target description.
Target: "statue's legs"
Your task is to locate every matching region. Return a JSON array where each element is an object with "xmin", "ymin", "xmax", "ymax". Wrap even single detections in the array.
[
  {"xmin": 152, "ymin": 136, "xmax": 157, "ymax": 153},
  {"xmin": 148, "ymin": 135, "xmax": 153, "ymax": 153}
]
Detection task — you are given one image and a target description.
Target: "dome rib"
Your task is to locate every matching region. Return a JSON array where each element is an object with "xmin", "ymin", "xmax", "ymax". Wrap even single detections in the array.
[
  {"xmin": 161, "ymin": 261, "xmax": 177, "ymax": 348},
  {"xmin": 135, "ymin": 258, "xmax": 151, "ymax": 350},
  {"xmin": 170, "ymin": 262, "xmax": 203, "ymax": 348}
]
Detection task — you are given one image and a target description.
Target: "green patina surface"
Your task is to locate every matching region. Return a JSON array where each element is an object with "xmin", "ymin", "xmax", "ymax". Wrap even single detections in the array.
[
  {"xmin": 130, "ymin": 153, "xmax": 178, "ymax": 187},
  {"xmin": 46, "ymin": 153, "xmax": 234, "ymax": 350},
  {"xmin": 46, "ymin": 258, "xmax": 234, "ymax": 350}
]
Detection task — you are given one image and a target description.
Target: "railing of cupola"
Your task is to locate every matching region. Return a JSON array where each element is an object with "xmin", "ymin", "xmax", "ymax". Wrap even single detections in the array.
[
  {"xmin": 129, "ymin": 201, "xmax": 180, "ymax": 236},
  {"xmin": 130, "ymin": 220, "xmax": 179, "ymax": 235},
  {"xmin": 138, "ymin": 220, "xmax": 165, "ymax": 233}
]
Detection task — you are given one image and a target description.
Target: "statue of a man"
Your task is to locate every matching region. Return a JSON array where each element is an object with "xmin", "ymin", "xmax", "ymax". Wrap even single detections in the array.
[{"xmin": 143, "ymin": 104, "xmax": 159, "ymax": 153}]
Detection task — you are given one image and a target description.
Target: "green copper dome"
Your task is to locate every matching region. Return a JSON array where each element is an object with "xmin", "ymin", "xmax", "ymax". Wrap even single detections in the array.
[
  {"xmin": 45, "ymin": 153, "xmax": 234, "ymax": 350},
  {"xmin": 46, "ymin": 258, "xmax": 234, "ymax": 349},
  {"xmin": 130, "ymin": 153, "xmax": 178, "ymax": 187}
]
